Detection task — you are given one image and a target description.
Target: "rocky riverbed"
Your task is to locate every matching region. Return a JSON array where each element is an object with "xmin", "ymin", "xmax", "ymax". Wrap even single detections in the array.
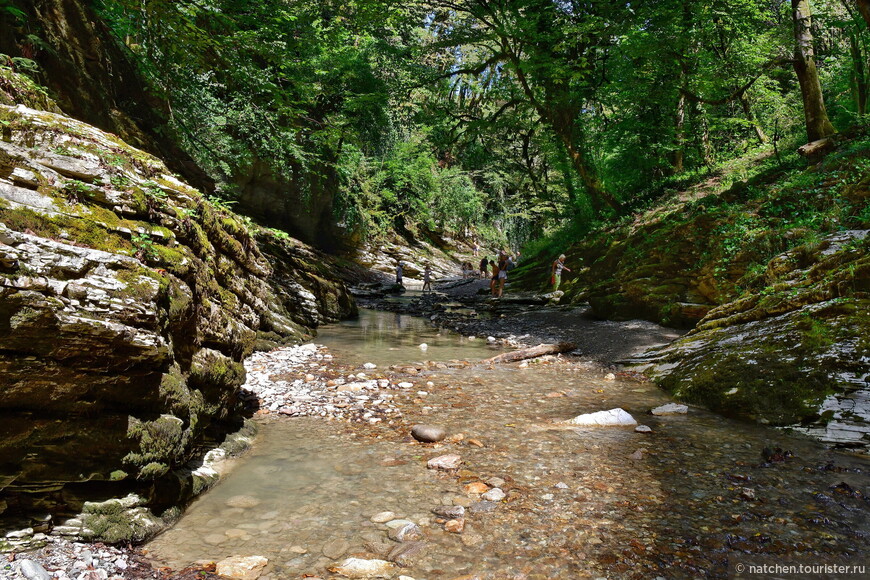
[
  {"xmin": 6, "ymin": 308, "xmax": 870, "ymax": 580},
  {"xmin": 352, "ymin": 279, "xmax": 684, "ymax": 365}
]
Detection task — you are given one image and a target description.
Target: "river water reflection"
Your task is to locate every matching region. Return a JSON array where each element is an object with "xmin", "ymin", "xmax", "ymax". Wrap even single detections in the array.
[{"xmin": 146, "ymin": 310, "xmax": 870, "ymax": 579}]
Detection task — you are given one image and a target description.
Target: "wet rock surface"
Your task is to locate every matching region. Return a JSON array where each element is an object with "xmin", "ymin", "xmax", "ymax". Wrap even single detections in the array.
[
  {"xmin": 632, "ymin": 231, "xmax": 869, "ymax": 433},
  {"xmin": 357, "ymin": 284, "xmax": 685, "ymax": 365}
]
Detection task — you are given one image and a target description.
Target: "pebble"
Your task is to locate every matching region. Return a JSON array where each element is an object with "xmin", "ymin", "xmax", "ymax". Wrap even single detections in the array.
[
  {"xmin": 388, "ymin": 523, "xmax": 423, "ymax": 542},
  {"xmin": 18, "ymin": 559, "xmax": 52, "ymax": 580},
  {"xmin": 481, "ymin": 488, "xmax": 506, "ymax": 501},
  {"xmin": 328, "ymin": 557, "xmax": 396, "ymax": 578},
  {"xmin": 464, "ymin": 481, "xmax": 489, "ymax": 495},
  {"xmin": 651, "ymin": 403, "xmax": 688, "ymax": 415},
  {"xmin": 226, "ymin": 495, "xmax": 261, "ymax": 509},
  {"xmin": 242, "ymin": 345, "xmax": 403, "ymax": 422},
  {"xmin": 398, "ymin": 382, "xmax": 414, "ymax": 389},
  {"xmin": 412, "ymin": 424, "xmax": 447, "ymax": 442},
  {"xmin": 370, "ymin": 511, "xmax": 396, "ymax": 524},
  {"xmin": 468, "ymin": 501, "xmax": 499, "ymax": 514},
  {"xmin": 635, "ymin": 425, "xmax": 653, "ymax": 433},
  {"xmin": 385, "ymin": 519, "xmax": 415, "ymax": 529},
  {"xmin": 444, "ymin": 518, "xmax": 465, "ymax": 533},
  {"xmin": 215, "ymin": 555, "xmax": 269, "ymax": 580},
  {"xmin": 427, "ymin": 454, "xmax": 462, "ymax": 470},
  {"xmin": 321, "ymin": 538, "xmax": 350, "ymax": 559},
  {"xmin": 554, "ymin": 482, "xmax": 569, "ymax": 489},
  {"xmin": 432, "ymin": 505, "xmax": 465, "ymax": 519},
  {"xmin": 629, "ymin": 449, "xmax": 644, "ymax": 460}
]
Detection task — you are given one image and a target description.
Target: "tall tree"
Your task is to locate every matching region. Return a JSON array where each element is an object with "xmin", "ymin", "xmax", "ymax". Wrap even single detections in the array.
[
  {"xmin": 792, "ymin": 0, "xmax": 837, "ymax": 141},
  {"xmin": 423, "ymin": 0, "xmax": 626, "ymax": 215},
  {"xmin": 856, "ymin": 0, "xmax": 870, "ymax": 26}
]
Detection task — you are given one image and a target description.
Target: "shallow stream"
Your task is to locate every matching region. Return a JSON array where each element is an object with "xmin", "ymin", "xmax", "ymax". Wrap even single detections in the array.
[{"xmin": 146, "ymin": 310, "xmax": 870, "ymax": 579}]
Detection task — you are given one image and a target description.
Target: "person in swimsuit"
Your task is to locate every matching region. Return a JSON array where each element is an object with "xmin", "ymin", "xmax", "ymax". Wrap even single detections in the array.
[
  {"xmin": 422, "ymin": 264, "xmax": 433, "ymax": 292},
  {"xmin": 551, "ymin": 254, "xmax": 571, "ymax": 290},
  {"xmin": 490, "ymin": 259, "xmax": 499, "ymax": 296},
  {"xmin": 496, "ymin": 252, "xmax": 509, "ymax": 297}
]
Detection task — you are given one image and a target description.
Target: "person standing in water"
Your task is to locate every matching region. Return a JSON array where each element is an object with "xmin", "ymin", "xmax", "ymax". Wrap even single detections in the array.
[
  {"xmin": 489, "ymin": 259, "xmax": 499, "ymax": 295},
  {"xmin": 496, "ymin": 251, "xmax": 509, "ymax": 297},
  {"xmin": 396, "ymin": 261, "xmax": 404, "ymax": 287},
  {"xmin": 551, "ymin": 254, "xmax": 571, "ymax": 290},
  {"xmin": 479, "ymin": 256, "xmax": 489, "ymax": 278},
  {"xmin": 422, "ymin": 264, "xmax": 433, "ymax": 292}
]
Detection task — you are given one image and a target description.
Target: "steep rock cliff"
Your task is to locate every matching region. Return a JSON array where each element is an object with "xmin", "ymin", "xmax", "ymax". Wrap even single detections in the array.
[{"xmin": 0, "ymin": 90, "xmax": 353, "ymax": 540}]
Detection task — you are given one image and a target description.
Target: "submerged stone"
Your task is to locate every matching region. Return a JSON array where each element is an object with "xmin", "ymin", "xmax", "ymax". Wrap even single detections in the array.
[
  {"xmin": 427, "ymin": 454, "xmax": 462, "ymax": 470},
  {"xmin": 651, "ymin": 403, "xmax": 688, "ymax": 415}
]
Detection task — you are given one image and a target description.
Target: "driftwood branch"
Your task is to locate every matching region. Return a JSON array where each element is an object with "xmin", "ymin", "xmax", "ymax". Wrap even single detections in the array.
[{"xmin": 481, "ymin": 342, "xmax": 576, "ymax": 364}]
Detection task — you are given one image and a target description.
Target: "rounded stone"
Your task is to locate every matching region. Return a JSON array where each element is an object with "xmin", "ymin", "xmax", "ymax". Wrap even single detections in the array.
[
  {"xmin": 370, "ymin": 511, "xmax": 396, "ymax": 524},
  {"xmin": 412, "ymin": 424, "xmax": 447, "ymax": 443}
]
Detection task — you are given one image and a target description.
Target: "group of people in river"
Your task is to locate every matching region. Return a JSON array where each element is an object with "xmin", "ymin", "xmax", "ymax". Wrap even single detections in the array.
[{"xmin": 394, "ymin": 248, "xmax": 571, "ymax": 296}]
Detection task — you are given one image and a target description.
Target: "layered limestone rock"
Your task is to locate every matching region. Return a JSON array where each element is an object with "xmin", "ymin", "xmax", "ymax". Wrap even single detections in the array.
[
  {"xmin": 631, "ymin": 230, "xmax": 869, "ymax": 435},
  {"xmin": 0, "ymin": 100, "xmax": 353, "ymax": 540}
]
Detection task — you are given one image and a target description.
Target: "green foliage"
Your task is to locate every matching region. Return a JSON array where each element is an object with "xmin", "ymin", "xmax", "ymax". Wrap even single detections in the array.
[
  {"xmin": 131, "ymin": 232, "xmax": 159, "ymax": 262},
  {"xmin": 93, "ymin": 0, "xmax": 867, "ymax": 251}
]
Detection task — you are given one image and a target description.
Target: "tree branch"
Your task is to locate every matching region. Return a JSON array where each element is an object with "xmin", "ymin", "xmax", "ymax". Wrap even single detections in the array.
[{"xmin": 680, "ymin": 56, "xmax": 792, "ymax": 106}]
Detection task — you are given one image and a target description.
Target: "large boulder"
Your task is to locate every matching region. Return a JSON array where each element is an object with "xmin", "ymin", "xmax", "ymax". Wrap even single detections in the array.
[
  {"xmin": 632, "ymin": 230, "xmax": 869, "ymax": 435},
  {"xmin": 0, "ymin": 101, "xmax": 353, "ymax": 541}
]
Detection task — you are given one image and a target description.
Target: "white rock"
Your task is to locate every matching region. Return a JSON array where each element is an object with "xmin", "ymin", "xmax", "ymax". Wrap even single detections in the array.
[
  {"xmin": 363, "ymin": 363, "xmax": 377, "ymax": 369},
  {"xmin": 427, "ymin": 454, "xmax": 462, "ymax": 470},
  {"xmin": 604, "ymin": 373, "xmax": 616, "ymax": 381},
  {"xmin": 370, "ymin": 511, "xmax": 396, "ymax": 524},
  {"xmin": 635, "ymin": 425, "xmax": 653, "ymax": 433},
  {"xmin": 419, "ymin": 343, "xmax": 428, "ymax": 350},
  {"xmin": 18, "ymin": 560, "xmax": 52, "ymax": 580},
  {"xmin": 384, "ymin": 519, "xmax": 415, "ymax": 529},
  {"xmin": 328, "ymin": 557, "xmax": 396, "ymax": 578},
  {"xmin": 487, "ymin": 336, "xmax": 496, "ymax": 343},
  {"xmin": 481, "ymin": 488, "xmax": 506, "ymax": 501},
  {"xmin": 563, "ymin": 408, "xmax": 637, "ymax": 426},
  {"xmin": 398, "ymin": 382, "xmax": 414, "ymax": 389},
  {"xmin": 215, "ymin": 555, "xmax": 269, "ymax": 580},
  {"xmin": 651, "ymin": 403, "xmax": 688, "ymax": 416}
]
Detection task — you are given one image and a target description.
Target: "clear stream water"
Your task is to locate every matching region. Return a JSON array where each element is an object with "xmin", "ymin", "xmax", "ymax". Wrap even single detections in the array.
[{"xmin": 146, "ymin": 310, "xmax": 870, "ymax": 579}]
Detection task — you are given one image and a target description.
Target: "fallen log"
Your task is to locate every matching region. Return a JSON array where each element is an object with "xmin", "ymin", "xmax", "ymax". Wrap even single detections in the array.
[
  {"xmin": 797, "ymin": 137, "xmax": 835, "ymax": 161},
  {"xmin": 481, "ymin": 342, "xmax": 576, "ymax": 364}
]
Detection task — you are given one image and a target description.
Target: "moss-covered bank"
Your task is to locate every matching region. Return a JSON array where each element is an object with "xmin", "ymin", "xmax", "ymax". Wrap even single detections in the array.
[{"xmin": 0, "ymin": 65, "xmax": 354, "ymax": 545}]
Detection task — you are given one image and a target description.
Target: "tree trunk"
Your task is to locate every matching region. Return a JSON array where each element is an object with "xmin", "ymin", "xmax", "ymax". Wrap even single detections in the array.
[
  {"xmin": 792, "ymin": 0, "xmax": 837, "ymax": 142},
  {"xmin": 559, "ymin": 136, "xmax": 622, "ymax": 215},
  {"xmin": 740, "ymin": 94, "xmax": 770, "ymax": 144},
  {"xmin": 856, "ymin": 0, "xmax": 870, "ymax": 27},
  {"xmin": 849, "ymin": 33, "xmax": 868, "ymax": 116},
  {"xmin": 693, "ymin": 103, "xmax": 714, "ymax": 167},
  {"xmin": 673, "ymin": 90, "xmax": 687, "ymax": 173}
]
